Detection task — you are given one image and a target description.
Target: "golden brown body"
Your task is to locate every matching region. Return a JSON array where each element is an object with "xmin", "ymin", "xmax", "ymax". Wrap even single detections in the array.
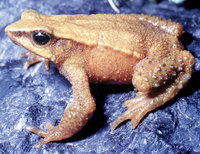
[{"xmin": 5, "ymin": 10, "xmax": 194, "ymax": 148}]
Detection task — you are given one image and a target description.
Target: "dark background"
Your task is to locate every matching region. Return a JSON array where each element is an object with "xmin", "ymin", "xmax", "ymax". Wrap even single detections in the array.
[{"xmin": 0, "ymin": 0, "xmax": 200, "ymax": 153}]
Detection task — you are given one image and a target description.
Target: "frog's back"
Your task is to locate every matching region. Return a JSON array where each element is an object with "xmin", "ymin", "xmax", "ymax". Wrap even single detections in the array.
[
  {"xmin": 43, "ymin": 14, "xmax": 153, "ymax": 56},
  {"xmin": 18, "ymin": 10, "xmax": 180, "ymax": 58}
]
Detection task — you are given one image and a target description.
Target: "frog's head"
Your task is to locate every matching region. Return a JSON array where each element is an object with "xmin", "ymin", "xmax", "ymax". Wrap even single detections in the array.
[{"xmin": 5, "ymin": 10, "xmax": 54, "ymax": 60}]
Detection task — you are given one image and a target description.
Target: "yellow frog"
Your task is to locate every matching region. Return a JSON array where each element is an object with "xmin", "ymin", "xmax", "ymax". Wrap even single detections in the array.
[{"xmin": 5, "ymin": 10, "xmax": 194, "ymax": 148}]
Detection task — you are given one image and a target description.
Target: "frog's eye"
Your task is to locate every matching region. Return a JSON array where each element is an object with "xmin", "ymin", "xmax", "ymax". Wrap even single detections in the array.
[{"xmin": 32, "ymin": 31, "xmax": 51, "ymax": 46}]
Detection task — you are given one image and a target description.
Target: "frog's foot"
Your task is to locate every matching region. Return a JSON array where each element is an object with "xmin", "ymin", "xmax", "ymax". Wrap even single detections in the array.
[
  {"xmin": 21, "ymin": 51, "xmax": 49, "ymax": 71},
  {"xmin": 26, "ymin": 123, "xmax": 67, "ymax": 148},
  {"xmin": 111, "ymin": 92, "xmax": 154, "ymax": 130}
]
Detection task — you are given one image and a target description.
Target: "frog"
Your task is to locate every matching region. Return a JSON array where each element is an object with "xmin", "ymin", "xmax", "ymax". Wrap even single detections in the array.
[{"xmin": 5, "ymin": 10, "xmax": 194, "ymax": 148}]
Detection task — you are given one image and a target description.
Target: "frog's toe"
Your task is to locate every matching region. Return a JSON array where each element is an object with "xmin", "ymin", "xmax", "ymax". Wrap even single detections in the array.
[
  {"xmin": 21, "ymin": 51, "xmax": 50, "ymax": 70},
  {"xmin": 43, "ymin": 60, "xmax": 50, "ymax": 71},
  {"xmin": 35, "ymin": 139, "xmax": 47, "ymax": 149},
  {"xmin": 35, "ymin": 133, "xmax": 58, "ymax": 149},
  {"xmin": 21, "ymin": 51, "xmax": 29, "ymax": 58},
  {"xmin": 26, "ymin": 126, "xmax": 49, "ymax": 138},
  {"xmin": 111, "ymin": 108, "xmax": 132, "ymax": 130},
  {"xmin": 130, "ymin": 106, "xmax": 150, "ymax": 129},
  {"xmin": 122, "ymin": 94, "xmax": 146, "ymax": 108},
  {"xmin": 35, "ymin": 136, "xmax": 55, "ymax": 149},
  {"xmin": 111, "ymin": 104, "xmax": 143, "ymax": 130},
  {"xmin": 122, "ymin": 100, "xmax": 132, "ymax": 108},
  {"xmin": 112, "ymin": 93, "xmax": 153, "ymax": 130},
  {"xmin": 27, "ymin": 125, "xmax": 64, "ymax": 148},
  {"xmin": 23, "ymin": 59, "xmax": 40, "ymax": 70},
  {"xmin": 46, "ymin": 123, "xmax": 54, "ymax": 130}
]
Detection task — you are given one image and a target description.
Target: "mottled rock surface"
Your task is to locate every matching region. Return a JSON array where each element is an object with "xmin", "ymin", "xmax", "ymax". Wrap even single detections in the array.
[{"xmin": 0, "ymin": 0, "xmax": 200, "ymax": 153}]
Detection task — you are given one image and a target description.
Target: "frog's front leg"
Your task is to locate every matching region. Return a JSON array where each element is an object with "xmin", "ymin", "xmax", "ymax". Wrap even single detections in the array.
[
  {"xmin": 21, "ymin": 51, "xmax": 50, "ymax": 70},
  {"xmin": 111, "ymin": 50, "xmax": 194, "ymax": 130},
  {"xmin": 27, "ymin": 63, "xmax": 96, "ymax": 148}
]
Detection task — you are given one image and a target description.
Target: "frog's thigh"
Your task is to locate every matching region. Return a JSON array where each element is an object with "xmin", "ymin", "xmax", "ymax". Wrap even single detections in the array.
[
  {"xmin": 132, "ymin": 50, "xmax": 193, "ymax": 93},
  {"xmin": 111, "ymin": 50, "xmax": 194, "ymax": 130}
]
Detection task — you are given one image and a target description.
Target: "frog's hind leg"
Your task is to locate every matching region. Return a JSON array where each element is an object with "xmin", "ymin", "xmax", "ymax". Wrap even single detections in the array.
[
  {"xmin": 111, "ymin": 50, "xmax": 194, "ymax": 130},
  {"xmin": 22, "ymin": 51, "xmax": 49, "ymax": 70}
]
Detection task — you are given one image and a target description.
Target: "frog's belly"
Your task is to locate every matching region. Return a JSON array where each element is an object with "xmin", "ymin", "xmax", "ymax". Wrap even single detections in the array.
[{"xmin": 87, "ymin": 47, "xmax": 139, "ymax": 84}]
